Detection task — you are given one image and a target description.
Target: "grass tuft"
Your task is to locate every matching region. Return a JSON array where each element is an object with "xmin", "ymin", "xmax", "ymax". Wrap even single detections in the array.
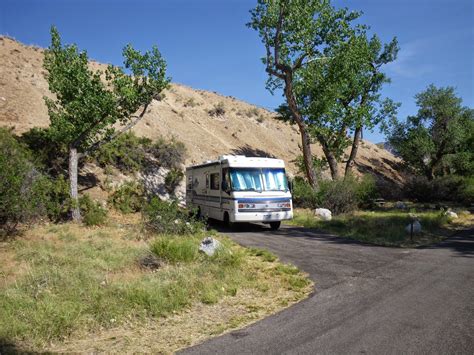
[{"xmin": 248, "ymin": 247, "xmax": 277, "ymax": 262}]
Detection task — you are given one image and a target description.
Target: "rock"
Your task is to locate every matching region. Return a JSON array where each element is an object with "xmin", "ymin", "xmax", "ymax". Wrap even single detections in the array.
[
  {"xmin": 445, "ymin": 211, "xmax": 458, "ymax": 219},
  {"xmin": 314, "ymin": 208, "xmax": 332, "ymax": 221},
  {"xmin": 395, "ymin": 201, "xmax": 407, "ymax": 209},
  {"xmin": 138, "ymin": 253, "xmax": 162, "ymax": 270},
  {"xmin": 199, "ymin": 237, "xmax": 222, "ymax": 256},
  {"xmin": 405, "ymin": 220, "xmax": 422, "ymax": 234}
]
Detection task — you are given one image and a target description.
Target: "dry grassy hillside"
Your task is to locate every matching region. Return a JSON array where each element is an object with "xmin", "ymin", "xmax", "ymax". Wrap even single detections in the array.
[{"xmin": 0, "ymin": 36, "xmax": 404, "ymax": 185}]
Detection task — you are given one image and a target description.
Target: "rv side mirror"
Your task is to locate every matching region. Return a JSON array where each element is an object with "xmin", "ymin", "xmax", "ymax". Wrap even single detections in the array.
[{"xmin": 288, "ymin": 179, "xmax": 293, "ymax": 192}]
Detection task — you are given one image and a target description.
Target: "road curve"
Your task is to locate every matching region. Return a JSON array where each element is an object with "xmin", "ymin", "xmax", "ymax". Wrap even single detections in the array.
[{"xmin": 181, "ymin": 224, "xmax": 474, "ymax": 354}]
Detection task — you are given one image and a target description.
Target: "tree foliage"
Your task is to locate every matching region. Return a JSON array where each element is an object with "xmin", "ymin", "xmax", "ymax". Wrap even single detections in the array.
[
  {"xmin": 248, "ymin": 0, "xmax": 362, "ymax": 187},
  {"xmin": 44, "ymin": 26, "xmax": 169, "ymax": 151},
  {"xmin": 43, "ymin": 27, "xmax": 170, "ymax": 220},
  {"xmin": 275, "ymin": 19, "xmax": 399, "ymax": 179},
  {"xmin": 386, "ymin": 85, "xmax": 473, "ymax": 179}
]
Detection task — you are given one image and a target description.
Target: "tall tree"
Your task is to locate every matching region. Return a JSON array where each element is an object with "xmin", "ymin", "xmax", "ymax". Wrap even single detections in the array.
[
  {"xmin": 276, "ymin": 33, "xmax": 399, "ymax": 180},
  {"xmin": 248, "ymin": 0, "xmax": 361, "ymax": 188},
  {"xmin": 43, "ymin": 27, "xmax": 169, "ymax": 221},
  {"xmin": 386, "ymin": 85, "xmax": 473, "ymax": 179}
]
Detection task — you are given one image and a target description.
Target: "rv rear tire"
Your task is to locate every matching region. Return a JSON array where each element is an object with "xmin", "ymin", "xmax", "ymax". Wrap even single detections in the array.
[{"xmin": 269, "ymin": 221, "xmax": 281, "ymax": 230}]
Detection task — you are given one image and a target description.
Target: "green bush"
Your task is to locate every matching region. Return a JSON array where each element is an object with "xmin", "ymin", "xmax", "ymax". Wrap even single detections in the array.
[
  {"xmin": 0, "ymin": 128, "xmax": 52, "ymax": 234},
  {"xmin": 292, "ymin": 177, "xmax": 319, "ymax": 208},
  {"xmin": 208, "ymin": 102, "xmax": 226, "ymax": 117},
  {"xmin": 79, "ymin": 195, "xmax": 108, "ymax": 226},
  {"xmin": 20, "ymin": 127, "xmax": 68, "ymax": 177},
  {"xmin": 93, "ymin": 132, "xmax": 152, "ymax": 173},
  {"xmin": 317, "ymin": 178, "xmax": 359, "ymax": 215},
  {"xmin": 150, "ymin": 137, "xmax": 186, "ymax": 169},
  {"xmin": 404, "ymin": 175, "xmax": 474, "ymax": 204},
  {"xmin": 165, "ymin": 168, "xmax": 184, "ymax": 194},
  {"xmin": 92, "ymin": 133, "xmax": 187, "ymax": 173},
  {"xmin": 291, "ymin": 174, "xmax": 377, "ymax": 214},
  {"xmin": 44, "ymin": 174, "xmax": 71, "ymax": 222},
  {"xmin": 142, "ymin": 197, "xmax": 204, "ymax": 235},
  {"xmin": 109, "ymin": 181, "xmax": 145, "ymax": 213}
]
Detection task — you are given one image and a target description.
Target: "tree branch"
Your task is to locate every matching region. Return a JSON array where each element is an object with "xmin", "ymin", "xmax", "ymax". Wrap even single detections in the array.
[{"xmin": 85, "ymin": 102, "xmax": 149, "ymax": 155}]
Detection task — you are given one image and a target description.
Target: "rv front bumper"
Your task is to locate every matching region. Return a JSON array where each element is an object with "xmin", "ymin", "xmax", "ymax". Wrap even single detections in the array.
[{"xmin": 232, "ymin": 210, "xmax": 293, "ymax": 223}]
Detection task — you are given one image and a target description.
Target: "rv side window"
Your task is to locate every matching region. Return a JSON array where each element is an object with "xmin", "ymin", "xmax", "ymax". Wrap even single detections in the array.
[{"xmin": 210, "ymin": 173, "xmax": 220, "ymax": 190}]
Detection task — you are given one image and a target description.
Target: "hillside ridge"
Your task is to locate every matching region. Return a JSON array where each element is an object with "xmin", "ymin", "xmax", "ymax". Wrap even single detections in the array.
[{"xmin": 0, "ymin": 35, "xmax": 404, "ymax": 185}]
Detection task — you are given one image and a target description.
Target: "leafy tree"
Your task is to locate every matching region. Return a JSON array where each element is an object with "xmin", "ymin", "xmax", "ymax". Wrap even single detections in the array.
[
  {"xmin": 277, "ymin": 32, "xmax": 399, "ymax": 179},
  {"xmin": 43, "ymin": 27, "xmax": 169, "ymax": 221},
  {"xmin": 386, "ymin": 85, "xmax": 473, "ymax": 179},
  {"xmin": 248, "ymin": 0, "xmax": 361, "ymax": 188}
]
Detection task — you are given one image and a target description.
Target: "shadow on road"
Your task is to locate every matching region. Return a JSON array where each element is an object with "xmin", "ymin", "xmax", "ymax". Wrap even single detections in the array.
[
  {"xmin": 207, "ymin": 220, "xmax": 392, "ymax": 248},
  {"xmin": 418, "ymin": 229, "xmax": 474, "ymax": 258}
]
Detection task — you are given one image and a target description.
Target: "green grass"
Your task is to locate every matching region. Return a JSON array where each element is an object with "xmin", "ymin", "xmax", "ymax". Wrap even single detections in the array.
[
  {"xmin": 288, "ymin": 209, "xmax": 466, "ymax": 247},
  {"xmin": 247, "ymin": 247, "xmax": 278, "ymax": 262},
  {"xmin": 0, "ymin": 223, "xmax": 310, "ymax": 350}
]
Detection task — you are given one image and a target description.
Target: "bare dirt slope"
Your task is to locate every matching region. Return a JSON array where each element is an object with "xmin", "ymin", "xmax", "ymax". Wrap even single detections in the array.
[{"xmin": 0, "ymin": 36, "xmax": 404, "ymax": 185}]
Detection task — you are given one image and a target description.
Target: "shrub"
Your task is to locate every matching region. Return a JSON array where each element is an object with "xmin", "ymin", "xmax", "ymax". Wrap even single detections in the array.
[
  {"xmin": 165, "ymin": 168, "xmax": 184, "ymax": 194},
  {"xmin": 79, "ymin": 195, "xmax": 108, "ymax": 226},
  {"xmin": 45, "ymin": 174, "xmax": 71, "ymax": 222},
  {"xmin": 292, "ymin": 177, "xmax": 319, "ymax": 208},
  {"xmin": 404, "ymin": 175, "xmax": 474, "ymax": 204},
  {"xmin": 208, "ymin": 102, "xmax": 226, "ymax": 117},
  {"xmin": 0, "ymin": 128, "xmax": 51, "ymax": 234},
  {"xmin": 150, "ymin": 137, "xmax": 186, "ymax": 169},
  {"xmin": 142, "ymin": 197, "xmax": 204, "ymax": 235},
  {"xmin": 93, "ymin": 132, "xmax": 152, "ymax": 173},
  {"xmin": 353, "ymin": 174, "xmax": 378, "ymax": 207},
  {"xmin": 184, "ymin": 98, "xmax": 198, "ymax": 107},
  {"xmin": 20, "ymin": 127, "xmax": 68, "ymax": 177},
  {"xmin": 246, "ymin": 107, "xmax": 259, "ymax": 117},
  {"xmin": 291, "ymin": 174, "xmax": 377, "ymax": 214},
  {"xmin": 317, "ymin": 178, "xmax": 359, "ymax": 215},
  {"xmin": 109, "ymin": 181, "xmax": 145, "ymax": 213}
]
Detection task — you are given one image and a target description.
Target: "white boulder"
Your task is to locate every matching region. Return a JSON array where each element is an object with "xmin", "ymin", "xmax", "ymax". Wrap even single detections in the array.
[
  {"xmin": 405, "ymin": 220, "xmax": 422, "ymax": 234},
  {"xmin": 445, "ymin": 211, "xmax": 458, "ymax": 219},
  {"xmin": 199, "ymin": 237, "xmax": 222, "ymax": 256},
  {"xmin": 314, "ymin": 208, "xmax": 332, "ymax": 221}
]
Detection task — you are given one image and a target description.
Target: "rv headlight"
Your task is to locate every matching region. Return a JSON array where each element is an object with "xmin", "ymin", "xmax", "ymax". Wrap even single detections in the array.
[{"xmin": 278, "ymin": 202, "xmax": 291, "ymax": 208}]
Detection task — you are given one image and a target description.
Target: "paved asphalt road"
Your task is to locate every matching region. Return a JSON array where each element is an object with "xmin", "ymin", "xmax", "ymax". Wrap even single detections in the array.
[{"xmin": 182, "ymin": 223, "xmax": 474, "ymax": 354}]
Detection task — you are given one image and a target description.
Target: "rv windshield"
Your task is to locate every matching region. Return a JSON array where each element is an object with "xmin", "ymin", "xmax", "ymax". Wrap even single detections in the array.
[{"xmin": 229, "ymin": 168, "xmax": 288, "ymax": 192}]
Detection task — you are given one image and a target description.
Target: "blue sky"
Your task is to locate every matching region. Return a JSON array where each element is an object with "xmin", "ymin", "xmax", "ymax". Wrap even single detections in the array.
[{"xmin": 1, "ymin": 0, "xmax": 473, "ymax": 143}]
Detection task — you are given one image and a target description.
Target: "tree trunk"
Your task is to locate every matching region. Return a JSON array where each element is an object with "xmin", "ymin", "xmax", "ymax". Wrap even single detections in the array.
[
  {"xmin": 69, "ymin": 146, "xmax": 81, "ymax": 222},
  {"xmin": 345, "ymin": 126, "xmax": 362, "ymax": 178},
  {"xmin": 283, "ymin": 77, "xmax": 318, "ymax": 189},
  {"xmin": 426, "ymin": 165, "xmax": 435, "ymax": 180},
  {"xmin": 316, "ymin": 134, "xmax": 340, "ymax": 180},
  {"xmin": 325, "ymin": 150, "xmax": 340, "ymax": 180}
]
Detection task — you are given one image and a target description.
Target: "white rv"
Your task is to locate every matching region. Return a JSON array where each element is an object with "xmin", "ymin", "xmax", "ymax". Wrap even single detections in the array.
[{"xmin": 185, "ymin": 155, "xmax": 293, "ymax": 230}]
